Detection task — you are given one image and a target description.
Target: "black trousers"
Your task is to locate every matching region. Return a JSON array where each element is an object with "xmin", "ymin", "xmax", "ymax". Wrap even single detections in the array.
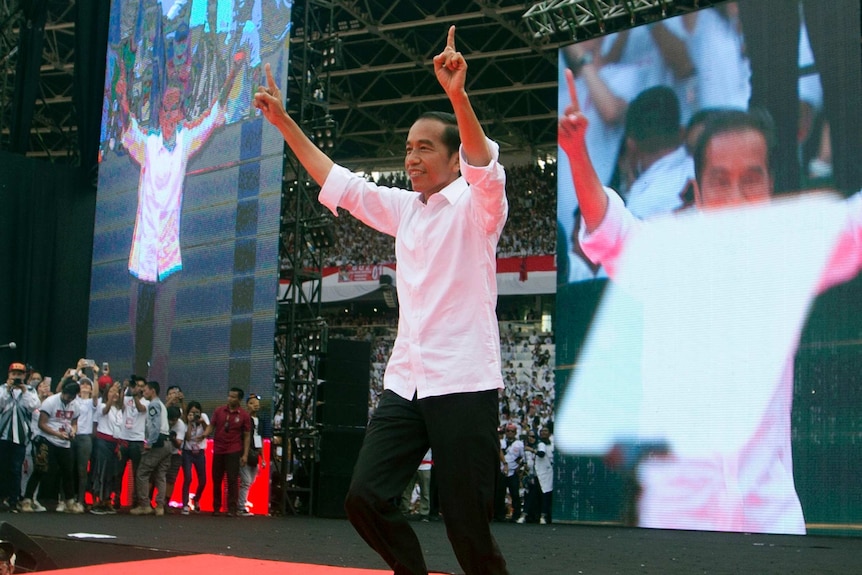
[
  {"xmin": 345, "ymin": 389, "xmax": 508, "ymax": 575},
  {"xmin": 211, "ymin": 451, "xmax": 241, "ymax": 513}
]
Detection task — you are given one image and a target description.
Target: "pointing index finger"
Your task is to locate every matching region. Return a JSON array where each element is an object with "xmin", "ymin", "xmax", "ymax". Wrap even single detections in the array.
[
  {"xmin": 265, "ymin": 63, "xmax": 276, "ymax": 91},
  {"xmin": 447, "ymin": 25, "xmax": 456, "ymax": 51},
  {"xmin": 565, "ymin": 68, "xmax": 579, "ymax": 112}
]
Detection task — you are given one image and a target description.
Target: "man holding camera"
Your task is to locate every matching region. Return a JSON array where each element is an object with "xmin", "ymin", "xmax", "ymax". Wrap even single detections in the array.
[{"xmin": 0, "ymin": 363, "xmax": 39, "ymax": 511}]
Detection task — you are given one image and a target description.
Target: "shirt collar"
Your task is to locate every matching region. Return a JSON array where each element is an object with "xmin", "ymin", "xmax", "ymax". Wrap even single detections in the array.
[{"xmin": 422, "ymin": 176, "xmax": 467, "ymax": 205}]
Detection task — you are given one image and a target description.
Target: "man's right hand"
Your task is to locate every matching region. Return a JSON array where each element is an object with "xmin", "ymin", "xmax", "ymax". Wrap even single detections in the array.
[
  {"xmin": 558, "ymin": 68, "xmax": 588, "ymax": 158},
  {"xmin": 253, "ymin": 63, "xmax": 285, "ymax": 126}
]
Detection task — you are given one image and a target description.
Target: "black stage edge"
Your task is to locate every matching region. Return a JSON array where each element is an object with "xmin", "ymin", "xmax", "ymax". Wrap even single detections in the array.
[{"xmin": 5, "ymin": 513, "xmax": 861, "ymax": 574}]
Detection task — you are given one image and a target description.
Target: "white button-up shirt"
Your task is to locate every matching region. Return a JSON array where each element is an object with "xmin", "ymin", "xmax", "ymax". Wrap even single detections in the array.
[
  {"xmin": 578, "ymin": 188, "xmax": 862, "ymax": 534},
  {"xmin": 319, "ymin": 139, "xmax": 507, "ymax": 400}
]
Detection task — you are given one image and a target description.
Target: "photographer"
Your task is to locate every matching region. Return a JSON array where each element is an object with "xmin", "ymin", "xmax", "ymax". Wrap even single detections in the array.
[
  {"xmin": 116, "ymin": 375, "xmax": 148, "ymax": 508},
  {"xmin": 0, "ymin": 363, "xmax": 39, "ymax": 511},
  {"xmin": 180, "ymin": 400, "xmax": 209, "ymax": 514}
]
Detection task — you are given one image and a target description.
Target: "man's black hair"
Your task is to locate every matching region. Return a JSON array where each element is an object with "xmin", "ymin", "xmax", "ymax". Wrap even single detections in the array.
[
  {"xmin": 229, "ymin": 387, "xmax": 245, "ymax": 400},
  {"xmin": 625, "ymin": 85, "xmax": 681, "ymax": 154},
  {"xmin": 693, "ymin": 108, "xmax": 777, "ymax": 185},
  {"xmin": 62, "ymin": 382, "xmax": 80, "ymax": 397},
  {"xmin": 167, "ymin": 406, "xmax": 181, "ymax": 421},
  {"xmin": 146, "ymin": 380, "xmax": 161, "ymax": 396},
  {"xmin": 417, "ymin": 111, "xmax": 460, "ymax": 156}
]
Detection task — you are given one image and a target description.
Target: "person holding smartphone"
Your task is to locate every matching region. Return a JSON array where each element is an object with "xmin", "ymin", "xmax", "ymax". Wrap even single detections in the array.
[
  {"xmin": 180, "ymin": 400, "xmax": 209, "ymax": 514},
  {"xmin": 0, "ymin": 363, "xmax": 39, "ymax": 512}
]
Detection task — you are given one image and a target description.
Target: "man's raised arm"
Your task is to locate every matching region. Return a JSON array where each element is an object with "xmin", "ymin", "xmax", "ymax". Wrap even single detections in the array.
[
  {"xmin": 433, "ymin": 25, "xmax": 490, "ymax": 167},
  {"xmin": 253, "ymin": 63, "xmax": 334, "ymax": 186},
  {"xmin": 559, "ymin": 68, "xmax": 607, "ymax": 233}
]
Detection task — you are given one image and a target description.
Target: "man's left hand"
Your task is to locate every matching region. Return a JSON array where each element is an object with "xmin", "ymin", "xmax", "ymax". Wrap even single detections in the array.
[{"xmin": 433, "ymin": 25, "xmax": 467, "ymax": 99}]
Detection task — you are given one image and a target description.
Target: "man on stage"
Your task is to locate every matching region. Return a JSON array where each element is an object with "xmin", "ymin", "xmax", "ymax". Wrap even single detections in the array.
[{"xmin": 255, "ymin": 25, "xmax": 509, "ymax": 575}]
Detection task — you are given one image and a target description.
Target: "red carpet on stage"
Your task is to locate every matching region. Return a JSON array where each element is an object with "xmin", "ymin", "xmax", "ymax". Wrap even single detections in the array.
[{"xmin": 47, "ymin": 554, "xmax": 393, "ymax": 575}]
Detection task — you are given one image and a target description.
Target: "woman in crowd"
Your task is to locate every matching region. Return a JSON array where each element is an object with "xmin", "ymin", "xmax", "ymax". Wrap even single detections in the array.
[{"xmin": 180, "ymin": 400, "xmax": 209, "ymax": 514}]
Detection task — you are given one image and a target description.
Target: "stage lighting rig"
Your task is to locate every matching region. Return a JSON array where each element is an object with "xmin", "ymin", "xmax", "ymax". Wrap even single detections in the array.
[{"xmin": 522, "ymin": 0, "xmax": 719, "ymax": 42}]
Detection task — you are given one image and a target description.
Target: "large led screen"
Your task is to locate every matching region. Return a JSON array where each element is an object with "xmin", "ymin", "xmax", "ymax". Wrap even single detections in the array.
[
  {"xmin": 86, "ymin": 0, "xmax": 291, "ymax": 414},
  {"xmin": 554, "ymin": 0, "xmax": 862, "ymax": 535}
]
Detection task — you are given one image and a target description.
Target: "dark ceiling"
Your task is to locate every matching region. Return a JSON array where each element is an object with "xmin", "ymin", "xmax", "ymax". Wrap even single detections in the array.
[{"xmin": 287, "ymin": 0, "xmax": 566, "ymax": 171}]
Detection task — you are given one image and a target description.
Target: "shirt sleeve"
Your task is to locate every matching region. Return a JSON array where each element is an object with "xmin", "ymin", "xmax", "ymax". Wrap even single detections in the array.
[
  {"xmin": 460, "ymin": 138, "xmax": 508, "ymax": 235},
  {"xmin": 578, "ymin": 186, "xmax": 642, "ymax": 278},
  {"xmin": 819, "ymin": 191, "xmax": 862, "ymax": 292},
  {"xmin": 318, "ymin": 165, "xmax": 409, "ymax": 237}
]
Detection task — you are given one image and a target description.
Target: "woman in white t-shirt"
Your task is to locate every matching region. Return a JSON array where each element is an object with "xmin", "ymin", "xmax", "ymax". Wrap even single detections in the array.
[
  {"xmin": 180, "ymin": 401, "xmax": 209, "ymax": 514},
  {"xmin": 90, "ymin": 382, "xmax": 123, "ymax": 514}
]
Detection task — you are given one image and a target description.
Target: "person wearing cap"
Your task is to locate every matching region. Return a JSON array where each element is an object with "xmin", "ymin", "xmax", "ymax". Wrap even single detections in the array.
[
  {"xmin": 0, "ymin": 363, "xmax": 39, "ymax": 512},
  {"xmin": 237, "ymin": 393, "xmax": 262, "ymax": 516}
]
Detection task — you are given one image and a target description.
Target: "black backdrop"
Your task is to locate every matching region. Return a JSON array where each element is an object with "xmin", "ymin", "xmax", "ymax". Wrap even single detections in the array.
[
  {"xmin": 0, "ymin": 151, "xmax": 96, "ymax": 378},
  {"xmin": 0, "ymin": 2, "xmax": 108, "ymax": 379}
]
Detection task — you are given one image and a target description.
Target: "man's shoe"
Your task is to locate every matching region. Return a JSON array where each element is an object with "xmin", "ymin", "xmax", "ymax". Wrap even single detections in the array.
[
  {"xmin": 18, "ymin": 499, "xmax": 33, "ymax": 513},
  {"xmin": 239, "ymin": 510, "xmax": 254, "ymax": 517},
  {"xmin": 154, "ymin": 507, "xmax": 165, "ymax": 516},
  {"xmin": 32, "ymin": 500, "xmax": 46, "ymax": 512},
  {"xmin": 516, "ymin": 514, "xmax": 527, "ymax": 524},
  {"xmin": 539, "ymin": 514, "xmax": 548, "ymax": 525},
  {"xmin": 55, "ymin": 500, "xmax": 66, "ymax": 513},
  {"xmin": 68, "ymin": 501, "xmax": 84, "ymax": 514},
  {"xmin": 130, "ymin": 505, "xmax": 154, "ymax": 516},
  {"xmin": 181, "ymin": 506, "xmax": 190, "ymax": 515},
  {"xmin": 103, "ymin": 503, "xmax": 117, "ymax": 515}
]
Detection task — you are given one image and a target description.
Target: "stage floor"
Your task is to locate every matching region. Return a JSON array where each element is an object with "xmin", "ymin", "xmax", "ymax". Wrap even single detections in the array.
[{"xmin": 4, "ymin": 511, "xmax": 861, "ymax": 574}]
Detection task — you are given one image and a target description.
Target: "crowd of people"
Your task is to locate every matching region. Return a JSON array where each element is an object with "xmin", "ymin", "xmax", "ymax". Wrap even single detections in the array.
[
  {"xmin": 0, "ymin": 360, "xmax": 265, "ymax": 518},
  {"xmin": 320, "ymin": 162, "xmax": 558, "ymax": 268}
]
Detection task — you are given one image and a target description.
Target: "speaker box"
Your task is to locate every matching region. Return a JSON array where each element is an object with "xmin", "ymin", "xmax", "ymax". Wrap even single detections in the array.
[
  {"xmin": 0, "ymin": 521, "xmax": 57, "ymax": 571},
  {"xmin": 318, "ymin": 338, "xmax": 371, "ymax": 427},
  {"xmin": 314, "ymin": 426, "xmax": 367, "ymax": 518}
]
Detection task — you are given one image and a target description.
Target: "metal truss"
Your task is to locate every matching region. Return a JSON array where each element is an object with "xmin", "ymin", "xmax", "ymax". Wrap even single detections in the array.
[
  {"xmin": 300, "ymin": 0, "xmax": 566, "ymax": 171},
  {"xmin": 274, "ymin": 0, "xmax": 337, "ymax": 517},
  {"xmin": 522, "ymin": 0, "xmax": 720, "ymax": 41},
  {"xmin": 0, "ymin": 0, "xmax": 77, "ymax": 161}
]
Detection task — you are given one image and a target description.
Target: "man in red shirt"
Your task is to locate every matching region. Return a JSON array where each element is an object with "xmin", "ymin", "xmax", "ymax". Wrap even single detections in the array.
[{"xmin": 203, "ymin": 387, "xmax": 250, "ymax": 516}]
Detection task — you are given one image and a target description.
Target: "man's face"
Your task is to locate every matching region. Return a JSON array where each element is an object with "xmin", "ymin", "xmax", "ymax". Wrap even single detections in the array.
[
  {"xmin": 505, "ymin": 427, "xmax": 517, "ymax": 440},
  {"xmin": 79, "ymin": 382, "xmax": 93, "ymax": 398},
  {"xmin": 404, "ymin": 118, "xmax": 460, "ymax": 199},
  {"xmin": 696, "ymin": 129, "xmax": 772, "ymax": 209},
  {"xmin": 143, "ymin": 386, "xmax": 156, "ymax": 400},
  {"xmin": 540, "ymin": 428, "xmax": 550, "ymax": 441},
  {"xmin": 134, "ymin": 380, "xmax": 147, "ymax": 395},
  {"xmin": 247, "ymin": 397, "xmax": 260, "ymax": 413},
  {"xmin": 8, "ymin": 369, "xmax": 24, "ymax": 384},
  {"xmin": 227, "ymin": 390, "xmax": 241, "ymax": 409},
  {"xmin": 160, "ymin": 88, "xmax": 183, "ymax": 141}
]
